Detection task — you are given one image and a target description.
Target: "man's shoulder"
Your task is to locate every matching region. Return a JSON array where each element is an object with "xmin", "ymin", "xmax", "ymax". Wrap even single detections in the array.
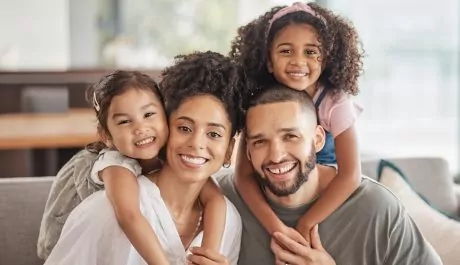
[
  {"xmin": 214, "ymin": 169, "xmax": 254, "ymax": 216},
  {"xmin": 214, "ymin": 169, "xmax": 237, "ymax": 197},
  {"xmin": 349, "ymin": 177, "xmax": 405, "ymax": 216}
]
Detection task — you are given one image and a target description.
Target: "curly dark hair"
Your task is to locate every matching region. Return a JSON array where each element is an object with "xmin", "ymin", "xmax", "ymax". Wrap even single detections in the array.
[
  {"xmin": 159, "ymin": 51, "xmax": 254, "ymax": 137},
  {"xmin": 85, "ymin": 70, "xmax": 164, "ymax": 153},
  {"xmin": 230, "ymin": 2, "xmax": 364, "ymax": 96}
]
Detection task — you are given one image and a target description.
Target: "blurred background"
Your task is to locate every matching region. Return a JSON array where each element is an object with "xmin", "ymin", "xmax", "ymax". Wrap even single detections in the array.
[{"xmin": 0, "ymin": 0, "xmax": 458, "ymax": 177}]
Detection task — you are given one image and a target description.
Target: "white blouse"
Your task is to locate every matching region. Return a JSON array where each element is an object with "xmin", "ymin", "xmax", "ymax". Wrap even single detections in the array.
[{"xmin": 45, "ymin": 153, "xmax": 242, "ymax": 265}]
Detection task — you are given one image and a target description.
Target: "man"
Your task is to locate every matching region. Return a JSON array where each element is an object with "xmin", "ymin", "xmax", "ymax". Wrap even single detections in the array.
[{"xmin": 218, "ymin": 84, "xmax": 442, "ymax": 265}]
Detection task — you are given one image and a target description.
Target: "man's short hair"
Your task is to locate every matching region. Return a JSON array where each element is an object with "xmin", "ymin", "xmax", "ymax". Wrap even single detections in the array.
[{"xmin": 247, "ymin": 83, "xmax": 317, "ymax": 123}]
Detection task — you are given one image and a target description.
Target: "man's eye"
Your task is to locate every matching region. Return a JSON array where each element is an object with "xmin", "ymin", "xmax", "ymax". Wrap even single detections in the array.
[
  {"xmin": 285, "ymin": 134, "xmax": 298, "ymax": 140},
  {"xmin": 253, "ymin": 139, "xmax": 265, "ymax": 146}
]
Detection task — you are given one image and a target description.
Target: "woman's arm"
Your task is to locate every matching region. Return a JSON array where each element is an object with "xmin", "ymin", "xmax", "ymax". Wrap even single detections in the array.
[
  {"xmin": 234, "ymin": 133, "xmax": 285, "ymax": 235},
  {"xmin": 101, "ymin": 166, "xmax": 170, "ymax": 265},
  {"xmin": 199, "ymin": 179, "xmax": 227, "ymax": 251},
  {"xmin": 297, "ymin": 125, "xmax": 362, "ymax": 238}
]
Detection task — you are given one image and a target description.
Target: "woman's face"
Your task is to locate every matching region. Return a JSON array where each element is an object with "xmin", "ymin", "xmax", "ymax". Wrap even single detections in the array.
[{"xmin": 165, "ymin": 94, "xmax": 234, "ymax": 183}]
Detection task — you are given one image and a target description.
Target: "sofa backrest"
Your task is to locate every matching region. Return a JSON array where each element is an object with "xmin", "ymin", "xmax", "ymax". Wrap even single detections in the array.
[
  {"xmin": 362, "ymin": 156, "xmax": 458, "ymax": 217},
  {"xmin": 0, "ymin": 177, "xmax": 54, "ymax": 265}
]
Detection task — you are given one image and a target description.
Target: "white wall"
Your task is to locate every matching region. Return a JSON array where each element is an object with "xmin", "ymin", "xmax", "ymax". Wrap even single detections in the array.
[{"xmin": 0, "ymin": 0, "xmax": 69, "ymax": 70}]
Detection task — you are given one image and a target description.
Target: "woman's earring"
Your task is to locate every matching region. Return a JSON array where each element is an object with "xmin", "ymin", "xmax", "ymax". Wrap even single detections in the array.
[{"xmin": 223, "ymin": 162, "xmax": 231, "ymax": 168}]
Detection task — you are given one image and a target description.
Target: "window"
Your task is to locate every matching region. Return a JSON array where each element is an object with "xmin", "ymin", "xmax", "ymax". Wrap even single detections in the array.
[
  {"xmin": 97, "ymin": 0, "xmax": 300, "ymax": 67},
  {"xmin": 324, "ymin": 0, "xmax": 459, "ymax": 172}
]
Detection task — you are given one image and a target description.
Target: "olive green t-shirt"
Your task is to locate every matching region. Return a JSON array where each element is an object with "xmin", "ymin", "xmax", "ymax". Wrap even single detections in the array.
[{"xmin": 218, "ymin": 174, "xmax": 442, "ymax": 265}]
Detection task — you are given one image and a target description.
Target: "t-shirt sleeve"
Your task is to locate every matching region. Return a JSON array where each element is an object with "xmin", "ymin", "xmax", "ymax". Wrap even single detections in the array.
[
  {"xmin": 318, "ymin": 93, "xmax": 363, "ymax": 137},
  {"xmin": 384, "ymin": 213, "xmax": 442, "ymax": 265},
  {"xmin": 90, "ymin": 150, "xmax": 142, "ymax": 185}
]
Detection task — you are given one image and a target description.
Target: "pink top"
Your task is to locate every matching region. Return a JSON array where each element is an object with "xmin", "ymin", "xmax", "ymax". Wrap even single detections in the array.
[{"xmin": 312, "ymin": 87, "xmax": 363, "ymax": 137}]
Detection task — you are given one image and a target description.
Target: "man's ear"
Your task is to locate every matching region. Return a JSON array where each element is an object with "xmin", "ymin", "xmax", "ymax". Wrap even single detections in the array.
[
  {"xmin": 224, "ymin": 137, "xmax": 236, "ymax": 166},
  {"xmin": 244, "ymin": 137, "xmax": 252, "ymax": 161},
  {"xmin": 97, "ymin": 125, "xmax": 113, "ymax": 149},
  {"xmin": 314, "ymin": 125, "xmax": 326, "ymax": 153}
]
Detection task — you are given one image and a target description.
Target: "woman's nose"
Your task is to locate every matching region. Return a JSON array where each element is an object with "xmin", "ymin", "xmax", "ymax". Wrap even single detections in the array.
[{"xmin": 188, "ymin": 131, "xmax": 206, "ymax": 150}]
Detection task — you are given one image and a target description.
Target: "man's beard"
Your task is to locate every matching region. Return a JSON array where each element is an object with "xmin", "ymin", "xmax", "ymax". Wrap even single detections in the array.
[{"xmin": 253, "ymin": 143, "xmax": 316, "ymax": 197}]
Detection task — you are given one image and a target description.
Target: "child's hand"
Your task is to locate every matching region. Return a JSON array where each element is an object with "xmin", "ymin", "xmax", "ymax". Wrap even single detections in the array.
[
  {"xmin": 276, "ymin": 223, "xmax": 309, "ymax": 246},
  {"xmin": 296, "ymin": 216, "xmax": 316, "ymax": 243},
  {"xmin": 187, "ymin": 247, "xmax": 229, "ymax": 265}
]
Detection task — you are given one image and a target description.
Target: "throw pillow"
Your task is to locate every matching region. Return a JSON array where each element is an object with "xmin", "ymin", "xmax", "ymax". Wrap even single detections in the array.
[{"xmin": 379, "ymin": 161, "xmax": 460, "ymax": 265}]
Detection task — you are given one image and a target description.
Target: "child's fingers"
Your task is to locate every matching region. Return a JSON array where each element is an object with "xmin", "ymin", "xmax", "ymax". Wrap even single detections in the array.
[
  {"xmin": 284, "ymin": 227, "xmax": 309, "ymax": 246},
  {"xmin": 310, "ymin": 225, "xmax": 324, "ymax": 251},
  {"xmin": 189, "ymin": 247, "xmax": 227, "ymax": 263},
  {"xmin": 273, "ymin": 232, "xmax": 311, "ymax": 256},
  {"xmin": 270, "ymin": 238, "xmax": 300, "ymax": 265}
]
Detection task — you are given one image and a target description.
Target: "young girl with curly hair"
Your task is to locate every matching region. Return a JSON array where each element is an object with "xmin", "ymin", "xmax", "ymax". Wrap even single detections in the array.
[{"xmin": 230, "ymin": 1, "xmax": 365, "ymax": 243}]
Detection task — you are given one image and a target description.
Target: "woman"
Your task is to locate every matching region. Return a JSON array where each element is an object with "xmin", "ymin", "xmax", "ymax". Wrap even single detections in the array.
[{"xmin": 44, "ymin": 51, "xmax": 252, "ymax": 265}]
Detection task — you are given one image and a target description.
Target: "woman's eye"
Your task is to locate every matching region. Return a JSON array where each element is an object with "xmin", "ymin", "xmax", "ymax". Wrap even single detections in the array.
[
  {"xmin": 145, "ymin": 112, "xmax": 156, "ymax": 118},
  {"xmin": 208, "ymin": 131, "xmax": 222, "ymax": 138},
  {"xmin": 178, "ymin": 126, "xmax": 192, "ymax": 133}
]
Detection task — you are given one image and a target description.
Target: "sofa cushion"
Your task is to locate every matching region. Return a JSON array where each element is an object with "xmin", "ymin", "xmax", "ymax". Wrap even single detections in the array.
[
  {"xmin": 378, "ymin": 162, "xmax": 460, "ymax": 265},
  {"xmin": 362, "ymin": 157, "xmax": 459, "ymax": 217},
  {"xmin": 0, "ymin": 177, "xmax": 54, "ymax": 265}
]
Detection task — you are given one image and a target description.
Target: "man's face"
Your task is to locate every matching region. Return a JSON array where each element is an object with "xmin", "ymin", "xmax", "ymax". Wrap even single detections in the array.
[{"xmin": 245, "ymin": 101, "xmax": 323, "ymax": 197}]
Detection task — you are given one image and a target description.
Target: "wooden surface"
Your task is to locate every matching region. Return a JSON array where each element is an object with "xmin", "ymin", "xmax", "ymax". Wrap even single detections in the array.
[
  {"xmin": 0, "ymin": 69, "xmax": 161, "ymax": 85},
  {"xmin": 0, "ymin": 109, "xmax": 98, "ymax": 149}
]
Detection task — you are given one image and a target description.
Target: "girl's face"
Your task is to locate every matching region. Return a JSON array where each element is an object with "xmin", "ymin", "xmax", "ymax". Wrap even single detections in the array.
[
  {"xmin": 103, "ymin": 88, "xmax": 169, "ymax": 160},
  {"xmin": 165, "ymin": 94, "xmax": 234, "ymax": 183},
  {"xmin": 267, "ymin": 23, "xmax": 324, "ymax": 95}
]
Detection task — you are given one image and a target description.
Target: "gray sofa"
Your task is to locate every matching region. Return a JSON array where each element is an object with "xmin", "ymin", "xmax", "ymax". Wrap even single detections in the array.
[{"xmin": 1, "ymin": 157, "xmax": 460, "ymax": 265}]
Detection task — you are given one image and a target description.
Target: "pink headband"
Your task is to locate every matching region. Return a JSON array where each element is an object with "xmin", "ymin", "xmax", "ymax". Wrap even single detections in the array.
[{"xmin": 266, "ymin": 2, "xmax": 327, "ymax": 38}]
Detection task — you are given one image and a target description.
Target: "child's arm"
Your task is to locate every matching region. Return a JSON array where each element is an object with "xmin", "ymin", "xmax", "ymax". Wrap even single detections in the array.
[
  {"xmin": 198, "ymin": 179, "xmax": 227, "ymax": 251},
  {"xmin": 234, "ymin": 134, "xmax": 285, "ymax": 234},
  {"xmin": 100, "ymin": 167, "xmax": 170, "ymax": 265},
  {"xmin": 297, "ymin": 125, "xmax": 362, "ymax": 238}
]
